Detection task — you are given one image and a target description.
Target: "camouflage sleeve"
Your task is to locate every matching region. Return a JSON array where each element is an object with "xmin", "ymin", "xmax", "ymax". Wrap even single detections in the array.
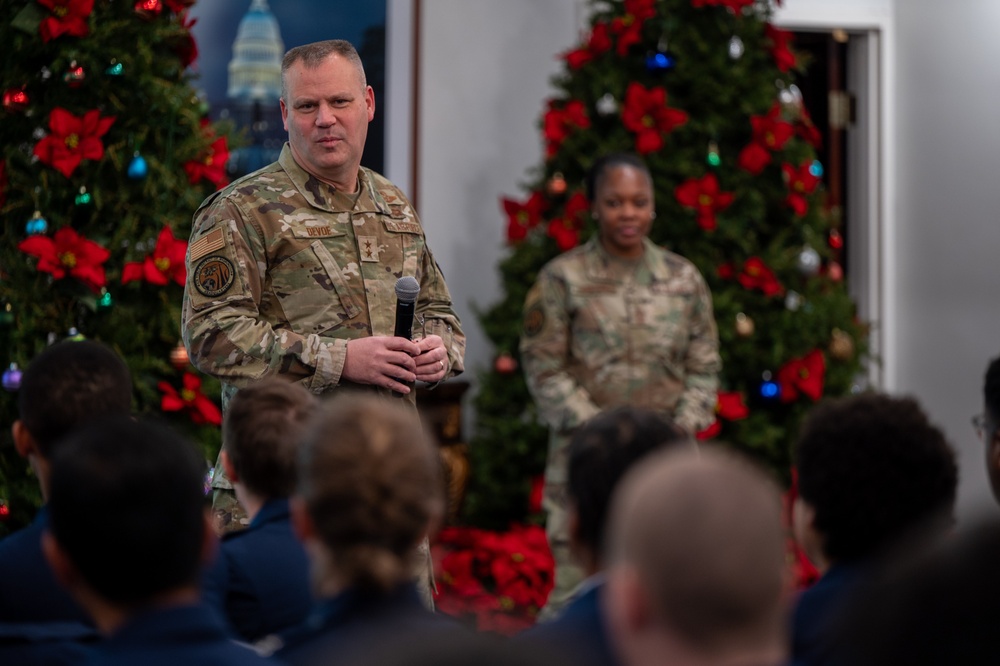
[
  {"xmin": 181, "ymin": 198, "xmax": 347, "ymax": 393},
  {"xmin": 519, "ymin": 268, "xmax": 601, "ymax": 432},
  {"xmin": 673, "ymin": 270, "xmax": 722, "ymax": 434},
  {"xmin": 416, "ymin": 243, "xmax": 466, "ymax": 381}
]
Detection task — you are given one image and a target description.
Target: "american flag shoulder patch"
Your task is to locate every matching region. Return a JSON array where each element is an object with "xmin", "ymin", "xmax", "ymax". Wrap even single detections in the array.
[{"xmin": 188, "ymin": 228, "xmax": 225, "ymax": 262}]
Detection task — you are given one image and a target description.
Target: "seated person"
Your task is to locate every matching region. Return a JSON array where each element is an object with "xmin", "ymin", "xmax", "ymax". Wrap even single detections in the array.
[
  {"xmin": 203, "ymin": 378, "xmax": 318, "ymax": 641},
  {"xmin": 790, "ymin": 393, "xmax": 958, "ymax": 666},
  {"xmin": 516, "ymin": 406, "xmax": 694, "ymax": 666},
  {"xmin": 835, "ymin": 517, "xmax": 1000, "ymax": 665},
  {"xmin": 603, "ymin": 447, "xmax": 790, "ymax": 666},
  {"xmin": 266, "ymin": 395, "xmax": 463, "ymax": 665},
  {"xmin": 0, "ymin": 341, "xmax": 133, "ymax": 664},
  {"xmin": 41, "ymin": 417, "xmax": 274, "ymax": 665}
]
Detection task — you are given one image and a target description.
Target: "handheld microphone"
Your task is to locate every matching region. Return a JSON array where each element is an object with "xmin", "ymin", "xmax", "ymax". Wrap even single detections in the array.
[{"xmin": 393, "ymin": 276, "xmax": 420, "ymax": 397}]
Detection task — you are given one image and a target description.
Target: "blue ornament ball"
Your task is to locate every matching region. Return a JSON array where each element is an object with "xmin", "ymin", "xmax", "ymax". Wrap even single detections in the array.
[
  {"xmin": 25, "ymin": 212, "xmax": 48, "ymax": 235},
  {"xmin": 645, "ymin": 51, "xmax": 676, "ymax": 72},
  {"xmin": 127, "ymin": 153, "xmax": 148, "ymax": 180}
]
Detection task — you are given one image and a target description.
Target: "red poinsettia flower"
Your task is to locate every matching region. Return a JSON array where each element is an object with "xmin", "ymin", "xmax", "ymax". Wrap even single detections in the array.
[
  {"xmin": 563, "ymin": 22, "xmax": 612, "ymax": 69},
  {"xmin": 34, "ymin": 108, "xmax": 116, "ymax": 179},
  {"xmin": 674, "ymin": 173, "xmax": 735, "ymax": 231},
  {"xmin": 122, "ymin": 226, "xmax": 188, "ymax": 286},
  {"xmin": 621, "ymin": 82, "xmax": 689, "ymax": 154},
  {"xmin": 158, "ymin": 372, "xmax": 222, "ymax": 425},
  {"xmin": 543, "ymin": 99, "xmax": 590, "ymax": 158},
  {"xmin": 183, "ymin": 135, "xmax": 230, "ymax": 188},
  {"xmin": 737, "ymin": 142, "xmax": 771, "ymax": 175},
  {"xmin": 717, "ymin": 262, "xmax": 736, "ymax": 280},
  {"xmin": 752, "ymin": 104, "xmax": 796, "ymax": 151},
  {"xmin": 547, "ymin": 191, "xmax": 589, "ymax": 251},
  {"xmin": 38, "ymin": 0, "xmax": 93, "ymax": 42},
  {"xmin": 783, "ymin": 162, "xmax": 822, "ymax": 216},
  {"xmin": 696, "ymin": 390, "xmax": 750, "ymax": 440},
  {"xmin": 765, "ymin": 24, "xmax": 797, "ymax": 72},
  {"xmin": 502, "ymin": 191, "xmax": 545, "ymax": 243},
  {"xmin": 738, "ymin": 257, "xmax": 783, "ymax": 297},
  {"xmin": 777, "ymin": 349, "xmax": 825, "ymax": 402},
  {"xmin": 610, "ymin": 0, "xmax": 657, "ymax": 56},
  {"xmin": 174, "ymin": 11, "xmax": 199, "ymax": 69},
  {"xmin": 18, "ymin": 227, "xmax": 109, "ymax": 293}
]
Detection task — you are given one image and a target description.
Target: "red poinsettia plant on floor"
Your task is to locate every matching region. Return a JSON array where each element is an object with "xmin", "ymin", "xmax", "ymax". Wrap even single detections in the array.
[{"xmin": 433, "ymin": 521, "xmax": 555, "ymax": 636}]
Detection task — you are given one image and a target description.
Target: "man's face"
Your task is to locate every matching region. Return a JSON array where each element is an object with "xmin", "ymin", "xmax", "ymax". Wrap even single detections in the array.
[{"xmin": 280, "ymin": 54, "xmax": 375, "ymax": 191}]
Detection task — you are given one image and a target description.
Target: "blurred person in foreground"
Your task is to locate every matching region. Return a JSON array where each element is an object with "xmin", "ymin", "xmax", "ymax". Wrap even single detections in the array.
[
  {"xmin": 42, "ymin": 418, "xmax": 274, "ymax": 665},
  {"xmin": 263, "ymin": 395, "xmax": 463, "ymax": 665},
  {"xmin": 516, "ymin": 406, "xmax": 695, "ymax": 666},
  {"xmin": 603, "ymin": 447, "xmax": 790, "ymax": 666}
]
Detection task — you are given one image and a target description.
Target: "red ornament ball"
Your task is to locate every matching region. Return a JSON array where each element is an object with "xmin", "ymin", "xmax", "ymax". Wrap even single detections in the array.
[
  {"xmin": 494, "ymin": 353, "xmax": 518, "ymax": 375},
  {"xmin": 134, "ymin": 0, "xmax": 163, "ymax": 19},
  {"xmin": 546, "ymin": 172, "xmax": 567, "ymax": 196},
  {"xmin": 827, "ymin": 261, "xmax": 844, "ymax": 282},
  {"xmin": 828, "ymin": 229, "xmax": 844, "ymax": 250},
  {"xmin": 0, "ymin": 502, "xmax": 9, "ymax": 521},
  {"xmin": 2, "ymin": 88, "xmax": 29, "ymax": 112}
]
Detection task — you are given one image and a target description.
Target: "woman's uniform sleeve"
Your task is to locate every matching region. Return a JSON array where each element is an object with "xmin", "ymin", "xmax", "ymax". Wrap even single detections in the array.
[{"xmin": 671, "ymin": 270, "xmax": 721, "ymax": 434}]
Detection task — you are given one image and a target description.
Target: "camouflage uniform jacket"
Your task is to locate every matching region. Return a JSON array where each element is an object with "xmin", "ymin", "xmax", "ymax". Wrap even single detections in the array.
[
  {"xmin": 520, "ymin": 237, "xmax": 720, "ymax": 440},
  {"xmin": 181, "ymin": 144, "xmax": 466, "ymax": 413}
]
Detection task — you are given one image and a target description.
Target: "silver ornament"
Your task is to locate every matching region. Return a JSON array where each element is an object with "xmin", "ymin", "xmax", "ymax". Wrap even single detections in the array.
[
  {"xmin": 796, "ymin": 246, "xmax": 822, "ymax": 276},
  {"xmin": 728, "ymin": 36, "xmax": 745, "ymax": 60},
  {"xmin": 596, "ymin": 93, "xmax": 618, "ymax": 116},
  {"xmin": 785, "ymin": 291, "xmax": 803, "ymax": 311}
]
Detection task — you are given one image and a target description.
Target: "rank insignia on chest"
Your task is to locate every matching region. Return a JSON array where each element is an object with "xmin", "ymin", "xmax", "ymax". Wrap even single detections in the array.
[{"xmin": 358, "ymin": 235, "xmax": 381, "ymax": 262}]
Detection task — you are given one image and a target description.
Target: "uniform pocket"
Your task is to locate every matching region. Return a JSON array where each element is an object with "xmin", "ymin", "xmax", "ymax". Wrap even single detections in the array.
[
  {"xmin": 270, "ymin": 240, "xmax": 361, "ymax": 335},
  {"xmin": 382, "ymin": 218, "xmax": 425, "ymax": 279}
]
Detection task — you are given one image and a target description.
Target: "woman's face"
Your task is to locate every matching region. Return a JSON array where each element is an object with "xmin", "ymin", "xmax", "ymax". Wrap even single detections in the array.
[{"xmin": 593, "ymin": 164, "xmax": 655, "ymax": 259}]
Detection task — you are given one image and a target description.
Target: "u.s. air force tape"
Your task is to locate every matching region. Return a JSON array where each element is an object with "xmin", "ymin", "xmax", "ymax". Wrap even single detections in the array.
[{"xmin": 193, "ymin": 255, "xmax": 235, "ymax": 297}]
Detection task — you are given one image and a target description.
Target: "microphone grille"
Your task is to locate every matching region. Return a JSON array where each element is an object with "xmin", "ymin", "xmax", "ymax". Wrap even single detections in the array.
[{"xmin": 394, "ymin": 276, "xmax": 420, "ymax": 304}]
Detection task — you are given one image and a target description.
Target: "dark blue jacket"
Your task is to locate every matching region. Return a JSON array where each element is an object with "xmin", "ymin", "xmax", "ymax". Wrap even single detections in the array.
[
  {"xmin": 516, "ymin": 580, "xmax": 618, "ymax": 666},
  {"xmin": 203, "ymin": 499, "xmax": 313, "ymax": 642},
  {"xmin": 274, "ymin": 583, "xmax": 463, "ymax": 665},
  {"xmin": 791, "ymin": 563, "xmax": 863, "ymax": 666},
  {"xmin": 0, "ymin": 620, "xmax": 98, "ymax": 665},
  {"xmin": 0, "ymin": 506, "xmax": 91, "ymax": 625},
  {"xmin": 84, "ymin": 603, "xmax": 276, "ymax": 665}
]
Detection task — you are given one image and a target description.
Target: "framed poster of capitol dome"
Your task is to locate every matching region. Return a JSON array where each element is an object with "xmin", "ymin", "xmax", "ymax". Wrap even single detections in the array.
[{"xmin": 188, "ymin": 0, "xmax": 417, "ymax": 195}]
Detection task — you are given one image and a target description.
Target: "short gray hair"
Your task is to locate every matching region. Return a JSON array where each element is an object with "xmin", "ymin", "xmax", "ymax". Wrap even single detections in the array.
[{"xmin": 280, "ymin": 39, "xmax": 367, "ymax": 101}]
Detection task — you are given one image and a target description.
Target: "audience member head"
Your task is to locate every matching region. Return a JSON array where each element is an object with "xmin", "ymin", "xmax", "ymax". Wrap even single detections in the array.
[
  {"xmin": 14, "ymin": 341, "xmax": 132, "ymax": 499},
  {"xmin": 42, "ymin": 417, "xmax": 210, "ymax": 630},
  {"xmin": 793, "ymin": 393, "xmax": 957, "ymax": 571},
  {"xmin": 568, "ymin": 406, "xmax": 694, "ymax": 573},
  {"xmin": 835, "ymin": 518, "xmax": 1000, "ymax": 665},
  {"xmin": 605, "ymin": 447, "xmax": 789, "ymax": 666},
  {"xmin": 221, "ymin": 378, "xmax": 318, "ymax": 504},
  {"xmin": 980, "ymin": 356, "xmax": 1000, "ymax": 503},
  {"xmin": 293, "ymin": 394, "xmax": 443, "ymax": 596}
]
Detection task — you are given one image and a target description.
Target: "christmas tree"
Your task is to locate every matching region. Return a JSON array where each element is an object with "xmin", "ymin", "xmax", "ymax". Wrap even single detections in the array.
[
  {"xmin": 463, "ymin": 0, "xmax": 867, "ymax": 529},
  {"xmin": 0, "ymin": 0, "xmax": 230, "ymax": 534}
]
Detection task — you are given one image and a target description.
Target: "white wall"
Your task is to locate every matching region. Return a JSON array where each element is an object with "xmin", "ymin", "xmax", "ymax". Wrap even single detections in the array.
[
  {"xmin": 891, "ymin": 0, "xmax": 1000, "ymax": 519},
  {"xmin": 418, "ymin": 0, "xmax": 582, "ymax": 378}
]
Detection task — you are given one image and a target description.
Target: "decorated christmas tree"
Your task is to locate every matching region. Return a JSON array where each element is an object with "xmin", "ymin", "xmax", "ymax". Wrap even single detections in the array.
[
  {"xmin": 463, "ymin": 0, "xmax": 867, "ymax": 529},
  {"xmin": 0, "ymin": 0, "xmax": 231, "ymax": 534}
]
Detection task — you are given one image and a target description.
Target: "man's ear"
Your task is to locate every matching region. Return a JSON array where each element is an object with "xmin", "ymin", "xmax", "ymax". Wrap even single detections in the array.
[
  {"xmin": 220, "ymin": 449, "xmax": 239, "ymax": 485},
  {"xmin": 606, "ymin": 565, "xmax": 651, "ymax": 635},
  {"xmin": 289, "ymin": 495, "xmax": 315, "ymax": 544},
  {"xmin": 41, "ymin": 530, "xmax": 79, "ymax": 592},
  {"xmin": 12, "ymin": 420, "xmax": 38, "ymax": 459}
]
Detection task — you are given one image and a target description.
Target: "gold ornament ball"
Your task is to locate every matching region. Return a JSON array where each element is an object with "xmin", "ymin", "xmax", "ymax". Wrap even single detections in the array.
[
  {"xmin": 735, "ymin": 312, "xmax": 755, "ymax": 337},
  {"xmin": 829, "ymin": 328, "xmax": 855, "ymax": 361},
  {"xmin": 170, "ymin": 343, "xmax": 190, "ymax": 370},
  {"xmin": 494, "ymin": 353, "xmax": 518, "ymax": 375},
  {"xmin": 546, "ymin": 172, "xmax": 567, "ymax": 196}
]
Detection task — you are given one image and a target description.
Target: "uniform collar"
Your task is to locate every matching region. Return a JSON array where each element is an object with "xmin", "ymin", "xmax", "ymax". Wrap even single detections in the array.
[
  {"xmin": 583, "ymin": 237, "xmax": 671, "ymax": 282},
  {"xmin": 278, "ymin": 143, "xmax": 391, "ymax": 216}
]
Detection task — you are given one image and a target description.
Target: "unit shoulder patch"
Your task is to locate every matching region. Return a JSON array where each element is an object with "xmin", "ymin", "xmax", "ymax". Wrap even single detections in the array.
[{"xmin": 193, "ymin": 255, "xmax": 236, "ymax": 298}]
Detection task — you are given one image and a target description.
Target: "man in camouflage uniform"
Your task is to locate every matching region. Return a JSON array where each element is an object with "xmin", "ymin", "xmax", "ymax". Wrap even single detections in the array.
[
  {"xmin": 181, "ymin": 40, "xmax": 464, "ymax": 603},
  {"xmin": 521, "ymin": 234, "xmax": 720, "ymax": 614}
]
